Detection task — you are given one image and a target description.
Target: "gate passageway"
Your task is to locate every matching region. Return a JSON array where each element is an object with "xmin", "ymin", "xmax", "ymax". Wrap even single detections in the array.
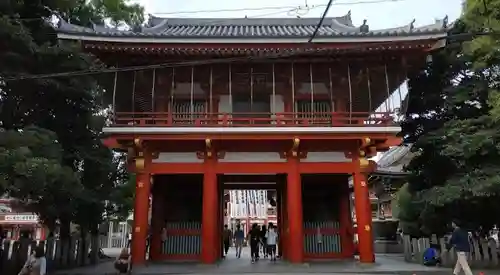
[
  {"xmin": 219, "ymin": 246, "xmax": 282, "ymax": 267},
  {"xmin": 217, "ymin": 173, "xmax": 353, "ymax": 263},
  {"xmin": 148, "ymin": 173, "xmax": 357, "ymax": 264}
]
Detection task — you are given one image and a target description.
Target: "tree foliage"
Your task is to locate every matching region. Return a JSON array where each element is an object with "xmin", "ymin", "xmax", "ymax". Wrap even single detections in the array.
[
  {"xmin": 398, "ymin": 0, "xmax": 500, "ymax": 236},
  {"xmin": 57, "ymin": 0, "xmax": 145, "ymax": 28},
  {"xmin": 0, "ymin": 0, "xmax": 142, "ymax": 235}
]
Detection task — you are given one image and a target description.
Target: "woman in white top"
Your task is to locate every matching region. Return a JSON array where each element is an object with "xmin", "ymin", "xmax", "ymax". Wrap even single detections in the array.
[
  {"xmin": 265, "ymin": 223, "xmax": 278, "ymax": 262},
  {"xmin": 19, "ymin": 245, "xmax": 46, "ymax": 275}
]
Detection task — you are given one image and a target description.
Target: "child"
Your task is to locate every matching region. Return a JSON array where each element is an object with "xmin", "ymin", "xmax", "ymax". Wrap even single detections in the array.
[
  {"xmin": 423, "ymin": 244, "xmax": 441, "ymax": 266},
  {"xmin": 114, "ymin": 248, "xmax": 130, "ymax": 274}
]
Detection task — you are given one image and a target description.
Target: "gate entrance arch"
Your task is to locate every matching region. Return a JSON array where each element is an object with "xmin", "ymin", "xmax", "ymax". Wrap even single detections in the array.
[{"xmin": 144, "ymin": 162, "xmax": 367, "ymax": 265}]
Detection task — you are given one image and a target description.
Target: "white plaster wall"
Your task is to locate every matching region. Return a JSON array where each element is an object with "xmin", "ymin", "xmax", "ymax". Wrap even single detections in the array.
[
  {"xmin": 153, "ymin": 152, "xmax": 351, "ymax": 163},
  {"xmin": 271, "ymin": 95, "xmax": 285, "ymax": 113},
  {"xmin": 217, "ymin": 94, "xmax": 285, "ymax": 114},
  {"xmin": 301, "ymin": 152, "xmax": 351, "ymax": 163},
  {"xmin": 219, "ymin": 152, "xmax": 285, "ymax": 163},
  {"xmin": 218, "ymin": 95, "xmax": 231, "ymax": 114},
  {"xmin": 152, "ymin": 152, "xmax": 203, "ymax": 163}
]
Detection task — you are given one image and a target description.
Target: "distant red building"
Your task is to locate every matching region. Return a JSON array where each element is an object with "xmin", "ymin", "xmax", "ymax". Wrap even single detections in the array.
[{"xmin": 0, "ymin": 198, "xmax": 46, "ymax": 240}]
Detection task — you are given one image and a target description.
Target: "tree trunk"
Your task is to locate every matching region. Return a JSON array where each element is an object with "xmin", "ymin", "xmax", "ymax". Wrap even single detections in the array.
[
  {"xmin": 59, "ymin": 217, "xmax": 71, "ymax": 267},
  {"xmin": 89, "ymin": 226, "xmax": 100, "ymax": 264}
]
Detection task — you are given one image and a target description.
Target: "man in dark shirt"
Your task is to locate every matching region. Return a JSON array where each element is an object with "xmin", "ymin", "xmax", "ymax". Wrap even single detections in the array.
[
  {"xmin": 449, "ymin": 221, "xmax": 473, "ymax": 275},
  {"xmin": 222, "ymin": 225, "xmax": 232, "ymax": 258},
  {"xmin": 260, "ymin": 225, "xmax": 268, "ymax": 258},
  {"xmin": 233, "ymin": 224, "xmax": 245, "ymax": 258},
  {"xmin": 247, "ymin": 224, "xmax": 260, "ymax": 263}
]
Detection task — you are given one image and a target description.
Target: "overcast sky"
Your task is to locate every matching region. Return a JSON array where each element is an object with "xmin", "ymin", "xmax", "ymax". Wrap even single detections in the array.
[{"xmin": 135, "ymin": 0, "xmax": 462, "ymax": 29}]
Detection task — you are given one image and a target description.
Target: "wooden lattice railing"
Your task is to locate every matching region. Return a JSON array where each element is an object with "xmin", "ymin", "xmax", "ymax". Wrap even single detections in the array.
[{"xmin": 111, "ymin": 112, "xmax": 395, "ymax": 127}]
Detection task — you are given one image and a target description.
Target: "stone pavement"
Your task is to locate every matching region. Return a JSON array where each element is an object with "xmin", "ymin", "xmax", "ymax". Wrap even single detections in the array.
[{"xmin": 55, "ymin": 247, "xmax": 493, "ymax": 275}]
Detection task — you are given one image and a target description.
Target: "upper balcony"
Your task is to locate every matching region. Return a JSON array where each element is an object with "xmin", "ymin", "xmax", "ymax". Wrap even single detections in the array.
[
  {"xmin": 104, "ymin": 60, "xmax": 407, "ymax": 130},
  {"xmin": 112, "ymin": 111, "xmax": 394, "ymax": 127}
]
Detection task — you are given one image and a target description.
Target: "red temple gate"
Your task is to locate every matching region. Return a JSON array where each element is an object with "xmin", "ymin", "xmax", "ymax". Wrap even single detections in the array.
[{"xmin": 55, "ymin": 11, "xmax": 449, "ymax": 265}]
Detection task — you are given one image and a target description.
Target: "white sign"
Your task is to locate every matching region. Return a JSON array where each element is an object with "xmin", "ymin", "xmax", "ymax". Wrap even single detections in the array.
[{"xmin": 4, "ymin": 215, "xmax": 39, "ymax": 222}]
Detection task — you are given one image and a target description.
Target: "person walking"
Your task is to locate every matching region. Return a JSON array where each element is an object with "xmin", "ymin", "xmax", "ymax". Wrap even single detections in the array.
[
  {"xmin": 222, "ymin": 224, "xmax": 233, "ymax": 258},
  {"xmin": 114, "ymin": 248, "xmax": 131, "ymax": 275},
  {"xmin": 233, "ymin": 224, "xmax": 245, "ymax": 258},
  {"xmin": 265, "ymin": 223, "xmax": 278, "ymax": 261},
  {"xmin": 127, "ymin": 232, "xmax": 132, "ymax": 248},
  {"xmin": 247, "ymin": 223, "xmax": 260, "ymax": 263},
  {"xmin": 18, "ymin": 245, "xmax": 46, "ymax": 275},
  {"xmin": 449, "ymin": 220, "xmax": 473, "ymax": 275},
  {"xmin": 260, "ymin": 224, "xmax": 268, "ymax": 258}
]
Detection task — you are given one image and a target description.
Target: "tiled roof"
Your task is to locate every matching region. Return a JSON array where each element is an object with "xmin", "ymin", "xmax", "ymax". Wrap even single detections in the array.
[
  {"xmin": 57, "ymin": 12, "xmax": 449, "ymax": 39},
  {"xmin": 375, "ymin": 144, "xmax": 415, "ymax": 174}
]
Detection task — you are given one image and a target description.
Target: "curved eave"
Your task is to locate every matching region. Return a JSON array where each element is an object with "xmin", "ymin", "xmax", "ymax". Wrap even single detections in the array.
[
  {"xmin": 371, "ymin": 170, "xmax": 409, "ymax": 178},
  {"xmin": 57, "ymin": 32, "xmax": 448, "ymax": 44}
]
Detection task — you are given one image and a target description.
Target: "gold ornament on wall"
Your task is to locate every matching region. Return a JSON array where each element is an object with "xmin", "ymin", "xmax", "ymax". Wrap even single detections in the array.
[
  {"xmin": 359, "ymin": 158, "xmax": 369, "ymax": 168},
  {"xmin": 135, "ymin": 157, "xmax": 145, "ymax": 170}
]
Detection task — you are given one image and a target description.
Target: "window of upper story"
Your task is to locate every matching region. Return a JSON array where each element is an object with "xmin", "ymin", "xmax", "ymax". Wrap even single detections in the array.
[{"xmin": 110, "ymin": 61, "xmax": 408, "ymax": 126}]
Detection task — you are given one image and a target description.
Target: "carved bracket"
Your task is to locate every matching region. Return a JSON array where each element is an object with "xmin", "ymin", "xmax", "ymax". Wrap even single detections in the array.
[
  {"xmin": 281, "ymin": 151, "xmax": 307, "ymax": 159},
  {"xmin": 360, "ymin": 137, "xmax": 373, "ymax": 149},
  {"xmin": 196, "ymin": 151, "xmax": 225, "ymax": 159}
]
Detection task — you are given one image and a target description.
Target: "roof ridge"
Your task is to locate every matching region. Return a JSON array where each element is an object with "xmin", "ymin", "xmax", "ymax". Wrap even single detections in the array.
[{"xmin": 56, "ymin": 15, "xmax": 450, "ymax": 40}]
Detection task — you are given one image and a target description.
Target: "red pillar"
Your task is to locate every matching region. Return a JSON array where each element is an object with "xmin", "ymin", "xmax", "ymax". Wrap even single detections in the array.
[
  {"xmin": 353, "ymin": 171, "xmax": 375, "ymax": 263},
  {"xmin": 286, "ymin": 156, "xmax": 304, "ymax": 263},
  {"xmin": 131, "ymin": 172, "xmax": 151, "ymax": 265},
  {"xmin": 201, "ymin": 157, "xmax": 218, "ymax": 264}
]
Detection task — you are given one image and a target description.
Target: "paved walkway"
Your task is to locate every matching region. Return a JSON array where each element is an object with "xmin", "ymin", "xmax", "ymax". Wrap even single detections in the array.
[{"xmin": 55, "ymin": 247, "xmax": 473, "ymax": 275}]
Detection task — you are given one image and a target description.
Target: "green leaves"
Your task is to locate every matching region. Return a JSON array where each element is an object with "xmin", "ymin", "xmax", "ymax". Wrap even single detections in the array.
[
  {"xmin": 59, "ymin": 0, "xmax": 145, "ymax": 28},
  {"xmin": 0, "ymin": 127, "xmax": 82, "ymax": 223},
  {"xmin": 0, "ymin": 0, "xmax": 142, "ymax": 233},
  {"xmin": 399, "ymin": 0, "xmax": 500, "ymax": 234}
]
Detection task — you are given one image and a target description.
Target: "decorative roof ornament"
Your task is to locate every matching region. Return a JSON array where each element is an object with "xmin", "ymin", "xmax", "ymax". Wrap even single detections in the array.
[
  {"xmin": 360, "ymin": 19, "xmax": 369, "ymax": 33},
  {"xmin": 409, "ymin": 19, "xmax": 416, "ymax": 32},
  {"xmin": 146, "ymin": 14, "xmax": 155, "ymax": 27},
  {"xmin": 442, "ymin": 15, "xmax": 449, "ymax": 29}
]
